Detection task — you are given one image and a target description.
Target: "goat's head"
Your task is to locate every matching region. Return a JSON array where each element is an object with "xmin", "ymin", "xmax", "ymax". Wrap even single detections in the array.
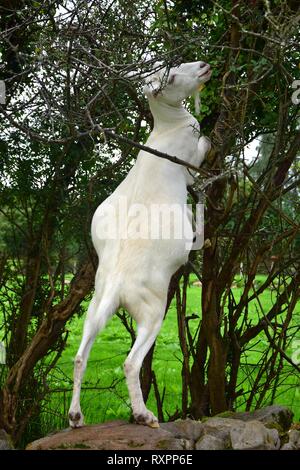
[{"xmin": 143, "ymin": 61, "xmax": 211, "ymax": 105}]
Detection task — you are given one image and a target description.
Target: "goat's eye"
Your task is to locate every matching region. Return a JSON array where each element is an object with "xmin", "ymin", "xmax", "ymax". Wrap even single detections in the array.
[{"xmin": 168, "ymin": 74, "xmax": 176, "ymax": 85}]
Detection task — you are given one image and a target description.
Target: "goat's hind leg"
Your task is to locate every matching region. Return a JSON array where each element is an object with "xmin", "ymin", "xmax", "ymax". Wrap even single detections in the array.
[
  {"xmin": 124, "ymin": 300, "xmax": 165, "ymax": 428},
  {"xmin": 68, "ymin": 293, "xmax": 117, "ymax": 428}
]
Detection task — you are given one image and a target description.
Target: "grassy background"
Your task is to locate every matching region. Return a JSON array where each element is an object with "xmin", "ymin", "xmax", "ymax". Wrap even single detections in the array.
[{"xmin": 43, "ymin": 274, "xmax": 300, "ymax": 433}]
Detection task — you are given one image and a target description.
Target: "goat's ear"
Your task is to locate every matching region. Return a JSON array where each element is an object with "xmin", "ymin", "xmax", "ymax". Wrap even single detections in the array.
[
  {"xmin": 143, "ymin": 74, "xmax": 161, "ymax": 97},
  {"xmin": 168, "ymin": 74, "xmax": 176, "ymax": 85},
  {"xmin": 150, "ymin": 77, "xmax": 162, "ymax": 96}
]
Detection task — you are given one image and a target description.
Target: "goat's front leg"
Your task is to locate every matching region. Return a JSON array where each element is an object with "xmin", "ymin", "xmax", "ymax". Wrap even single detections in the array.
[
  {"xmin": 124, "ymin": 313, "xmax": 164, "ymax": 428},
  {"xmin": 198, "ymin": 135, "xmax": 211, "ymax": 165}
]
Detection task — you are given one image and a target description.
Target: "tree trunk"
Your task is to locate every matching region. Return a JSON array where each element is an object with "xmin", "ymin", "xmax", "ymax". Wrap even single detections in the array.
[
  {"xmin": 0, "ymin": 256, "xmax": 96, "ymax": 440},
  {"xmin": 190, "ymin": 323, "xmax": 209, "ymax": 419}
]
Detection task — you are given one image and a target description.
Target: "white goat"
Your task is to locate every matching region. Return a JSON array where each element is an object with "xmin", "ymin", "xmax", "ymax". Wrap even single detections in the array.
[{"xmin": 68, "ymin": 60, "xmax": 212, "ymax": 429}]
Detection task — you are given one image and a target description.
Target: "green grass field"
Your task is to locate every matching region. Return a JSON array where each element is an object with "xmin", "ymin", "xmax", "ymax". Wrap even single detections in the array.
[{"xmin": 44, "ymin": 275, "xmax": 300, "ymax": 432}]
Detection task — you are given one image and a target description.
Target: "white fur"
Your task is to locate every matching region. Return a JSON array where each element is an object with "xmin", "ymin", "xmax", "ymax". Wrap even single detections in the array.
[{"xmin": 68, "ymin": 60, "xmax": 212, "ymax": 428}]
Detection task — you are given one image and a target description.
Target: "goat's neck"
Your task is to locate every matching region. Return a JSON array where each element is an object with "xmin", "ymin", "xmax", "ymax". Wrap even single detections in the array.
[{"xmin": 149, "ymin": 99, "xmax": 193, "ymax": 134}]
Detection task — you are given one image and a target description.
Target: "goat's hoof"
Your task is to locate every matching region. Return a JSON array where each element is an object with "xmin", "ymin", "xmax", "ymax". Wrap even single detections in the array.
[
  {"xmin": 69, "ymin": 410, "xmax": 84, "ymax": 428},
  {"xmin": 134, "ymin": 411, "xmax": 159, "ymax": 428},
  {"xmin": 148, "ymin": 421, "xmax": 160, "ymax": 429}
]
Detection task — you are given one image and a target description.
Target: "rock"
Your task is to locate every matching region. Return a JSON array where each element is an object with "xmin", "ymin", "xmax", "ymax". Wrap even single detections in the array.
[
  {"xmin": 281, "ymin": 430, "xmax": 300, "ymax": 450},
  {"xmin": 230, "ymin": 405, "xmax": 293, "ymax": 432},
  {"xmin": 26, "ymin": 406, "xmax": 295, "ymax": 451},
  {"xmin": 199, "ymin": 417, "xmax": 280, "ymax": 450},
  {"xmin": 230, "ymin": 420, "xmax": 280, "ymax": 450},
  {"xmin": 0, "ymin": 429, "xmax": 14, "ymax": 450},
  {"xmin": 214, "ymin": 411, "xmax": 235, "ymax": 419},
  {"xmin": 290, "ymin": 422, "xmax": 300, "ymax": 431},
  {"xmin": 195, "ymin": 434, "xmax": 227, "ymax": 450},
  {"xmin": 202, "ymin": 417, "xmax": 245, "ymax": 446},
  {"xmin": 26, "ymin": 420, "xmax": 193, "ymax": 451},
  {"xmin": 160, "ymin": 419, "xmax": 203, "ymax": 441}
]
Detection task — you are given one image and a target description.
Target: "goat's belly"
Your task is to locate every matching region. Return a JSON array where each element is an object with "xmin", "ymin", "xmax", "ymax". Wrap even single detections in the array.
[
  {"xmin": 92, "ymin": 201, "xmax": 194, "ymax": 305},
  {"xmin": 97, "ymin": 237, "xmax": 190, "ymax": 280},
  {"xmin": 116, "ymin": 238, "xmax": 191, "ymax": 293},
  {"xmin": 117, "ymin": 239, "xmax": 189, "ymax": 314}
]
